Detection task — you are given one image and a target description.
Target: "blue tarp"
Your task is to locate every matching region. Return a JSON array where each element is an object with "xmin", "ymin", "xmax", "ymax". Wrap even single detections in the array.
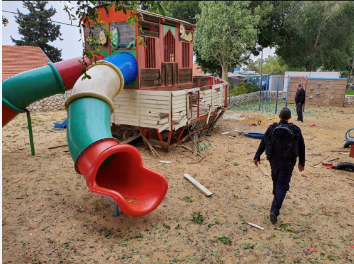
[{"xmin": 54, "ymin": 119, "xmax": 67, "ymax": 129}]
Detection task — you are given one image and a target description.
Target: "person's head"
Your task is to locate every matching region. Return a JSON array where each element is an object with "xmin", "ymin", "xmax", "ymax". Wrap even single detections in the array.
[
  {"xmin": 296, "ymin": 83, "xmax": 302, "ymax": 90},
  {"xmin": 278, "ymin": 107, "xmax": 291, "ymax": 121}
]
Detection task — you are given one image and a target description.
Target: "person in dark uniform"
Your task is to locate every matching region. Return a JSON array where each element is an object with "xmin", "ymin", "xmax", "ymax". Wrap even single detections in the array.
[
  {"xmin": 253, "ymin": 107, "xmax": 305, "ymax": 224},
  {"xmin": 295, "ymin": 83, "xmax": 305, "ymax": 122}
]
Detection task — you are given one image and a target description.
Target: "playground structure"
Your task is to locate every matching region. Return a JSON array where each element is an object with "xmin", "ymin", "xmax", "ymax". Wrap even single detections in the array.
[
  {"xmin": 2, "ymin": 5, "xmax": 230, "ymax": 217},
  {"xmin": 65, "ymin": 5, "xmax": 230, "ymax": 152},
  {"xmin": 2, "ymin": 51, "xmax": 169, "ymax": 217},
  {"xmin": 345, "ymin": 128, "xmax": 354, "ymax": 158}
]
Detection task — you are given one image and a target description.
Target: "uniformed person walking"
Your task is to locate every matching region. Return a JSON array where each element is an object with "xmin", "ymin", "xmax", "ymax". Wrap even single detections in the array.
[
  {"xmin": 253, "ymin": 107, "xmax": 305, "ymax": 224},
  {"xmin": 295, "ymin": 83, "xmax": 305, "ymax": 122}
]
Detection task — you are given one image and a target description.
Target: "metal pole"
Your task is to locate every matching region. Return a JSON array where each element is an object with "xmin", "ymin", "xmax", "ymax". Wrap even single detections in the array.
[
  {"xmin": 265, "ymin": 75, "xmax": 269, "ymax": 110},
  {"xmin": 275, "ymin": 77, "xmax": 279, "ymax": 114},
  {"xmin": 285, "ymin": 77, "xmax": 290, "ymax": 108},
  {"xmin": 25, "ymin": 110, "xmax": 35, "ymax": 156},
  {"xmin": 259, "ymin": 49, "xmax": 263, "ymax": 111}
]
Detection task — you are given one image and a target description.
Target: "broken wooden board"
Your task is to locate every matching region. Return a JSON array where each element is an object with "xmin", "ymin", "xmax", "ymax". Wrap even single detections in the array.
[
  {"xmin": 258, "ymin": 166, "xmax": 270, "ymax": 177},
  {"xmin": 183, "ymin": 173, "xmax": 213, "ymax": 197}
]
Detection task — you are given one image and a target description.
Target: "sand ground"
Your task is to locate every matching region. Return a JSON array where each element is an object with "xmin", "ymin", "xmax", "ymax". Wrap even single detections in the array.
[{"xmin": 2, "ymin": 104, "xmax": 354, "ymax": 264}]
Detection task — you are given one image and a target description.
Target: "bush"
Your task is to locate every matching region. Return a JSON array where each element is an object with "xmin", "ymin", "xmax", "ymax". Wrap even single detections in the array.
[{"xmin": 234, "ymin": 83, "xmax": 248, "ymax": 96}]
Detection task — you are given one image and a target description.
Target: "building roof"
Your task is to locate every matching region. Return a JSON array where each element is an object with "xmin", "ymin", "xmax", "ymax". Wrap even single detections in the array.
[
  {"xmin": 193, "ymin": 64, "xmax": 205, "ymax": 75},
  {"xmin": 2, "ymin": 45, "xmax": 50, "ymax": 81}
]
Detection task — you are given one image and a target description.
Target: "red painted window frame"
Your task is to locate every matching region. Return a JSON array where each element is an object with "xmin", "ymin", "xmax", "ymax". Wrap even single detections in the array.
[
  {"xmin": 163, "ymin": 30, "xmax": 175, "ymax": 62},
  {"xmin": 182, "ymin": 42, "xmax": 190, "ymax": 68},
  {"xmin": 144, "ymin": 37, "xmax": 156, "ymax": 68}
]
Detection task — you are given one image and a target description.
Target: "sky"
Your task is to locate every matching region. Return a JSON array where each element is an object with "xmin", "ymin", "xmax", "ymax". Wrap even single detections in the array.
[
  {"xmin": 2, "ymin": 1, "xmax": 84, "ymax": 60},
  {"xmin": 2, "ymin": 1, "xmax": 275, "ymax": 63}
]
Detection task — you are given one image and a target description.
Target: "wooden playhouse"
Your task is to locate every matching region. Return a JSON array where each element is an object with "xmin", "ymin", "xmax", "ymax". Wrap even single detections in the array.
[{"xmin": 66, "ymin": 5, "xmax": 230, "ymax": 152}]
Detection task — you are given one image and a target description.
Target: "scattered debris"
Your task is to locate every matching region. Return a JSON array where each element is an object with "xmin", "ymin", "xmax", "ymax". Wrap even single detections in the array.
[
  {"xmin": 221, "ymin": 132, "xmax": 230, "ymax": 135},
  {"xmin": 142, "ymin": 136, "xmax": 161, "ymax": 159},
  {"xmin": 310, "ymin": 124, "xmax": 316, "ymax": 127},
  {"xmin": 301, "ymin": 174, "xmax": 308, "ymax": 178},
  {"xmin": 247, "ymin": 222, "xmax": 264, "ymax": 231},
  {"xmin": 48, "ymin": 144, "xmax": 68, "ymax": 149},
  {"xmin": 321, "ymin": 162, "xmax": 336, "ymax": 169},
  {"xmin": 308, "ymin": 248, "xmax": 315, "ymax": 252},
  {"xmin": 11, "ymin": 177, "xmax": 23, "ymax": 184},
  {"xmin": 266, "ymin": 118, "xmax": 272, "ymax": 120},
  {"xmin": 313, "ymin": 154, "xmax": 331, "ymax": 166},
  {"xmin": 184, "ymin": 173, "xmax": 213, "ymax": 197},
  {"xmin": 159, "ymin": 160, "xmax": 172, "ymax": 164},
  {"xmin": 258, "ymin": 167, "xmax": 270, "ymax": 177}
]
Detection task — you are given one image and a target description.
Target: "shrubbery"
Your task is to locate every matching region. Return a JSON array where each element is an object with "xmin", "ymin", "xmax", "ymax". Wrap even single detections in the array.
[{"xmin": 230, "ymin": 82, "xmax": 259, "ymax": 96}]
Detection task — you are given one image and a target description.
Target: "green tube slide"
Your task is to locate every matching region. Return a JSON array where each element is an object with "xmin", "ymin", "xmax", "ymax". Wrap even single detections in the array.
[
  {"xmin": 2, "ymin": 63, "xmax": 65, "ymax": 110},
  {"xmin": 67, "ymin": 97, "xmax": 113, "ymax": 164}
]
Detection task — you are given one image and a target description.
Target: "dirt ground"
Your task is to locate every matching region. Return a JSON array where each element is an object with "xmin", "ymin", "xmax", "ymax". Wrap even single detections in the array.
[{"xmin": 2, "ymin": 104, "xmax": 354, "ymax": 264}]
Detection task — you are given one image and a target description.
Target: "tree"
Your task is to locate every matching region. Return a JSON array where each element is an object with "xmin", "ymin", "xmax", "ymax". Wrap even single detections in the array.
[
  {"xmin": 11, "ymin": 1, "xmax": 63, "ymax": 62},
  {"xmin": 275, "ymin": 1, "xmax": 354, "ymax": 72},
  {"xmin": 194, "ymin": 1, "xmax": 260, "ymax": 81},
  {"xmin": 256, "ymin": 55, "xmax": 288, "ymax": 75},
  {"xmin": 2, "ymin": 16, "xmax": 9, "ymax": 26},
  {"xmin": 161, "ymin": 1, "xmax": 200, "ymax": 24}
]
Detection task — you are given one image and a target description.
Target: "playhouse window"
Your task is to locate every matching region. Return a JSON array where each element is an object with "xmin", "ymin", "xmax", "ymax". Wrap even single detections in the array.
[
  {"xmin": 164, "ymin": 30, "xmax": 175, "ymax": 62},
  {"xmin": 145, "ymin": 37, "xmax": 156, "ymax": 68},
  {"xmin": 182, "ymin": 42, "xmax": 190, "ymax": 68}
]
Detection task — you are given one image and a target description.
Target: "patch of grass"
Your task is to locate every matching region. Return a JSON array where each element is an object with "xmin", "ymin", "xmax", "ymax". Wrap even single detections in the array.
[
  {"xmin": 233, "ymin": 162, "xmax": 239, "ymax": 166},
  {"xmin": 233, "ymin": 195, "xmax": 243, "ymax": 199},
  {"xmin": 181, "ymin": 196, "xmax": 193, "ymax": 203},
  {"xmin": 327, "ymin": 254, "xmax": 340, "ymax": 261},
  {"xmin": 190, "ymin": 212, "xmax": 204, "ymax": 224},
  {"xmin": 345, "ymin": 90, "xmax": 354, "ymax": 95},
  {"xmin": 243, "ymin": 243, "xmax": 255, "ymax": 249},
  {"xmin": 276, "ymin": 223, "xmax": 294, "ymax": 233},
  {"xmin": 218, "ymin": 234, "xmax": 232, "ymax": 245}
]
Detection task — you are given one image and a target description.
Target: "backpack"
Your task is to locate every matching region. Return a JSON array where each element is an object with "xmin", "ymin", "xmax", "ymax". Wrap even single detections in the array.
[{"xmin": 265, "ymin": 123, "xmax": 299, "ymax": 160}]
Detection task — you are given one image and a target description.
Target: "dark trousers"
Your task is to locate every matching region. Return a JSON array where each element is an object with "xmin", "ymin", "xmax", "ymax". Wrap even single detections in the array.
[
  {"xmin": 296, "ymin": 103, "xmax": 303, "ymax": 122},
  {"xmin": 270, "ymin": 160, "xmax": 295, "ymax": 216}
]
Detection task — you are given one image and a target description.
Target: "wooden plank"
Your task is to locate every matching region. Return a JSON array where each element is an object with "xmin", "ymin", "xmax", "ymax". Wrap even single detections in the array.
[
  {"xmin": 138, "ymin": 29, "xmax": 159, "ymax": 38},
  {"xmin": 172, "ymin": 101, "xmax": 186, "ymax": 107},
  {"xmin": 160, "ymin": 19, "xmax": 178, "ymax": 27},
  {"xmin": 138, "ymin": 90, "xmax": 172, "ymax": 96},
  {"xmin": 158, "ymin": 122, "xmax": 171, "ymax": 132},
  {"xmin": 173, "ymin": 63, "xmax": 178, "ymax": 85},
  {"xmin": 146, "ymin": 138, "xmax": 168, "ymax": 148},
  {"xmin": 138, "ymin": 20, "xmax": 159, "ymax": 30},
  {"xmin": 173, "ymin": 117, "xmax": 187, "ymax": 130},
  {"xmin": 183, "ymin": 173, "xmax": 213, "ymax": 197},
  {"xmin": 138, "ymin": 98, "xmax": 171, "ymax": 105},
  {"xmin": 179, "ymin": 68, "xmax": 192, "ymax": 84},
  {"xmin": 113, "ymin": 120, "xmax": 139, "ymax": 126},
  {"xmin": 141, "ymin": 14, "xmax": 159, "ymax": 23},
  {"xmin": 173, "ymin": 106, "xmax": 186, "ymax": 112},
  {"xmin": 172, "ymin": 90, "xmax": 187, "ymax": 96},
  {"xmin": 120, "ymin": 132, "xmax": 142, "ymax": 144},
  {"xmin": 172, "ymin": 98, "xmax": 186, "ymax": 104},
  {"xmin": 140, "ymin": 69, "xmax": 160, "ymax": 80},
  {"xmin": 161, "ymin": 63, "xmax": 166, "ymax": 86},
  {"xmin": 166, "ymin": 63, "xmax": 173, "ymax": 86}
]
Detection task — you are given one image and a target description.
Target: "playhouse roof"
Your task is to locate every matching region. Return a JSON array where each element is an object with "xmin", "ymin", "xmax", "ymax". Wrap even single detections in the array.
[
  {"xmin": 137, "ymin": 9, "xmax": 195, "ymax": 28},
  {"xmin": 93, "ymin": 4, "xmax": 195, "ymax": 28},
  {"xmin": 2, "ymin": 45, "xmax": 50, "ymax": 82}
]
